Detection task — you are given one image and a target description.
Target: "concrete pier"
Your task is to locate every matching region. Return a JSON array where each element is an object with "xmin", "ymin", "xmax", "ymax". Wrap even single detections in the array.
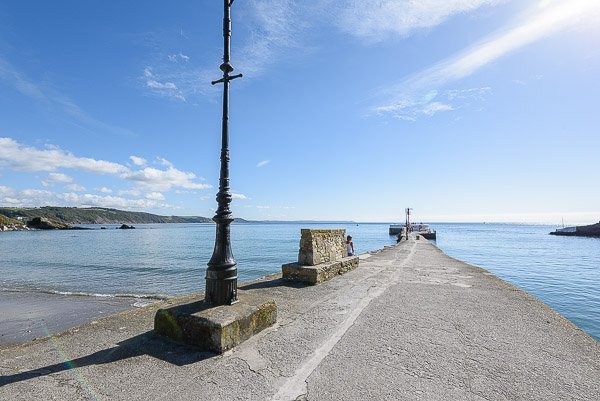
[{"xmin": 1, "ymin": 237, "xmax": 599, "ymax": 400}]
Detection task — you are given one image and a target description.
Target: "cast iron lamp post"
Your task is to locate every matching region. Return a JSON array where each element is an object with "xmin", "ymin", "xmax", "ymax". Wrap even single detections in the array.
[{"xmin": 205, "ymin": 0, "xmax": 243, "ymax": 305}]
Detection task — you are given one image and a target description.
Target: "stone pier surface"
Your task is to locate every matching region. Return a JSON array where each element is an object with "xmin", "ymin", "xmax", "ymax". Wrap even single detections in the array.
[{"xmin": 1, "ymin": 238, "xmax": 599, "ymax": 400}]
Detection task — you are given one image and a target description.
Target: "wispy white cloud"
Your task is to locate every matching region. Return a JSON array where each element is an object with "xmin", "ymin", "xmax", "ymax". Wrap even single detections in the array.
[
  {"xmin": 118, "ymin": 189, "xmax": 141, "ymax": 197},
  {"xmin": 139, "ymin": 0, "xmax": 597, "ymax": 111},
  {"xmin": 237, "ymin": 0, "xmax": 301, "ymax": 77},
  {"xmin": 41, "ymin": 172, "xmax": 74, "ymax": 187},
  {"xmin": 168, "ymin": 53, "xmax": 190, "ymax": 62},
  {"xmin": 374, "ymin": 0, "xmax": 600, "ymax": 118},
  {"xmin": 139, "ymin": 1, "xmax": 502, "ymax": 102},
  {"xmin": 0, "ymin": 58, "xmax": 46, "ymax": 100},
  {"xmin": 0, "ymin": 57, "xmax": 136, "ymax": 137},
  {"xmin": 238, "ymin": 1, "xmax": 503, "ymax": 76},
  {"xmin": 0, "ymin": 137, "xmax": 212, "ymax": 194},
  {"xmin": 146, "ymin": 80, "xmax": 178, "ymax": 90},
  {"xmin": 56, "ymin": 192, "xmax": 167, "ymax": 210},
  {"xmin": 65, "ymin": 184, "xmax": 86, "ymax": 192},
  {"xmin": 140, "ymin": 0, "xmax": 301, "ymax": 101},
  {"xmin": 97, "ymin": 187, "xmax": 113, "ymax": 194},
  {"xmin": 256, "ymin": 159, "xmax": 270, "ymax": 168},
  {"xmin": 236, "ymin": 0, "xmax": 507, "ymax": 77},
  {"xmin": 157, "ymin": 157, "xmax": 173, "ymax": 167},
  {"xmin": 0, "ymin": 137, "xmax": 127, "ymax": 174},
  {"xmin": 423, "ymin": 0, "xmax": 597, "ymax": 82},
  {"xmin": 129, "ymin": 155, "xmax": 147, "ymax": 166},
  {"xmin": 47, "ymin": 172, "xmax": 74, "ymax": 183},
  {"xmin": 0, "ymin": 184, "xmax": 170, "ymax": 210},
  {"xmin": 145, "ymin": 192, "xmax": 165, "ymax": 201},
  {"xmin": 374, "ymin": 87, "xmax": 490, "ymax": 120},
  {"xmin": 0, "ymin": 185, "xmax": 54, "ymax": 207},
  {"xmin": 52, "ymin": 96, "xmax": 137, "ymax": 138},
  {"xmin": 123, "ymin": 166, "xmax": 211, "ymax": 192},
  {"xmin": 232, "ymin": 193, "xmax": 248, "ymax": 200},
  {"xmin": 422, "ymin": 102, "xmax": 455, "ymax": 116},
  {"xmin": 142, "ymin": 67, "xmax": 186, "ymax": 101},
  {"xmin": 335, "ymin": 0, "xmax": 504, "ymax": 42}
]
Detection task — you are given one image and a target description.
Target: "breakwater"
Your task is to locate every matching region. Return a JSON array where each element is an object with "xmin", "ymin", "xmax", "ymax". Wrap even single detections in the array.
[
  {"xmin": 550, "ymin": 221, "xmax": 600, "ymax": 237},
  {"xmin": 1, "ymin": 237, "xmax": 598, "ymax": 400}
]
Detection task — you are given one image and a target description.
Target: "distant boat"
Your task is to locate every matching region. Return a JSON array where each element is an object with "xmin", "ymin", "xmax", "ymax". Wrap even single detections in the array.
[
  {"xmin": 552, "ymin": 226, "xmax": 577, "ymax": 234},
  {"xmin": 390, "ymin": 208, "xmax": 436, "ymax": 239},
  {"xmin": 389, "ymin": 223, "xmax": 436, "ymax": 239},
  {"xmin": 389, "ymin": 224, "xmax": 404, "ymax": 235}
]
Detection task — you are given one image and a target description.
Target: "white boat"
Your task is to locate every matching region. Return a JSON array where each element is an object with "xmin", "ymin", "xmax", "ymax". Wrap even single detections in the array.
[
  {"xmin": 389, "ymin": 208, "xmax": 437, "ymax": 239},
  {"xmin": 389, "ymin": 223, "xmax": 434, "ymax": 235},
  {"xmin": 553, "ymin": 226, "xmax": 576, "ymax": 233},
  {"xmin": 389, "ymin": 224, "xmax": 405, "ymax": 235}
]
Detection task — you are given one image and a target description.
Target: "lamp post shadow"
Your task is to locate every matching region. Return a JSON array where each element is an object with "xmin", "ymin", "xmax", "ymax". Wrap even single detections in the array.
[{"xmin": 0, "ymin": 331, "xmax": 214, "ymax": 387}]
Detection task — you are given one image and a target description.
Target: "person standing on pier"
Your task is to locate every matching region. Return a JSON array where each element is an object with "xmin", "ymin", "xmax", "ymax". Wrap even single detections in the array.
[{"xmin": 346, "ymin": 235, "xmax": 355, "ymax": 256}]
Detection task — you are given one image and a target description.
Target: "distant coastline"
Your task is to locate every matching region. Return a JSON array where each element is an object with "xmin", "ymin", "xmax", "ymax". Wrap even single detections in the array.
[
  {"xmin": 0, "ymin": 206, "xmax": 214, "ymax": 226},
  {"xmin": 0, "ymin": 206, "xmax": 362, "ymax": 231}
]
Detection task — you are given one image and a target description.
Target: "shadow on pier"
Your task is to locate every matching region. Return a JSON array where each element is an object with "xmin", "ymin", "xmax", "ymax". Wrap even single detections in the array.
[
  {"xmin": 2, "ymin": 278, "xmax": 307, "ymax": 387},
  {"xmin": 240, "ymin": 277, "xmax": 309, "ymax": 291},
  {"xmin": 0, "ymin": 331, "xmax": 213, "ymax": 386}
]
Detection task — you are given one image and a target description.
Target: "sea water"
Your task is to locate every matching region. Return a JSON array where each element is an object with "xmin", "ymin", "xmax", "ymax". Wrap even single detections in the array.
[
  {"xmin": 0, "ymin": 223, "xmax": 598, "ymax": 341},
  {"xmin": 435, "ymin": 223, "xmax": 600, "ymax": 342}
]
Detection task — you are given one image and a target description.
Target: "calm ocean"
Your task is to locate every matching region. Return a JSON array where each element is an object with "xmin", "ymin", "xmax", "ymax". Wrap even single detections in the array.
[{"xmin": 1, "ymin": 222, "xmax": 598, "ymax": 341}]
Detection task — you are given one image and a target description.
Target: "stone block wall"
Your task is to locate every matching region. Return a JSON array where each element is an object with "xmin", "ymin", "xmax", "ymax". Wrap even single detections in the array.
[{"xmin": 298, "ymin": 229, "xmax": 346, "ymax": 266}]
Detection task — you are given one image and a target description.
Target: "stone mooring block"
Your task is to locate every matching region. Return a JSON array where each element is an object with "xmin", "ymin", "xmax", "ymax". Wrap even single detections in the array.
[
  {"xmin": 282, "ymin": 255, "xmax": 359, "ymax": 285},
  {"xmin": 154, "ymin": 293, "xmax": 276, "ymax": 353},
  {"xmin": 298, "ymin": 229, "xmax": 346, "ymax": 266}
]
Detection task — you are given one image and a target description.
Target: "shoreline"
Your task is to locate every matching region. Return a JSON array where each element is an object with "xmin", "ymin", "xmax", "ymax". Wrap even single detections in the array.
[
  {"xmin": 0, "ymin": 247, "xmax": 378, "ymax": 349},
  {"xmin": 0, "ymin": 290, "xmax": 147, "ymax": 348}
]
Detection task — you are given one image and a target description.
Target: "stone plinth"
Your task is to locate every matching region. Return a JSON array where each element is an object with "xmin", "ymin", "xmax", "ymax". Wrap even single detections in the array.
[
  {"xmin": 283, "ymin": 228, "xmax": 359, "ymax": 285},
  {"xmin": 298, "ymin": 229, "xmax": 346, "ymax": 265},
  {"xmin": 282, "ymin": 256, "xmax": 359, "ymax": 285},
  {"xmin": 154, "ymin": 293, "xmax": 276, "ymax": 353}
]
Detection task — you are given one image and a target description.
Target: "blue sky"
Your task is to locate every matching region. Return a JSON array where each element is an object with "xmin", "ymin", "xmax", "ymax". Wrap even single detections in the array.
[{"xmin": 0, "ymin": 0, "xmax": 598, "ymax": 223}]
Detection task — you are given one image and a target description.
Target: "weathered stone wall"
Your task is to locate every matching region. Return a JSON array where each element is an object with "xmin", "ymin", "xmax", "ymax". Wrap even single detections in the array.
[
  {"xmin": 282, "ymin": 257, "xmax": 359, "ymax": 285},
  {"xmin": 298, "ymin": 229, "xmax": 346, "ymax": 266}
]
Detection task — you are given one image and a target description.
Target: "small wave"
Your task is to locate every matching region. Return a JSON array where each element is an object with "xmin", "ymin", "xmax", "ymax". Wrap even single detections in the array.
[
  {"xmin": 133, "ymin": 299, "xmax": 158, "ymax": 307},
  {"xmin": 1, "ymin": 287, "xmax": 168, "ymax": 301}
]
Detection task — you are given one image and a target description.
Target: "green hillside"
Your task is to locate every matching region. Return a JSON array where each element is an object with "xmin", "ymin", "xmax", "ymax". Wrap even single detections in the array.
[
  {"xmin": 0, "ymin": 207, "xmax": 219, "ymax": 225},
  {"xmin": 0, "ymin": 214, "xmax": 22, "ymax": 226}
]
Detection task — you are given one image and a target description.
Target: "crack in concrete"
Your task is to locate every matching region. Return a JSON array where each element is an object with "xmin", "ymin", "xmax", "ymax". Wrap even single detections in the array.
[
  {"xmin": 50, "ymin": 373, "xmax": 93, "ymax": 400},
  {"xmin": 235, "ymin": 356, "xmax": 268, "ymax": 381}
]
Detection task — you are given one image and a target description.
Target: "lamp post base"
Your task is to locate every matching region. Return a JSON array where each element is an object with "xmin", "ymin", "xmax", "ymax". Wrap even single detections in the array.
[{"xmin": 205, "ymin": 276, "xmax": 238, "ymax": 305}]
